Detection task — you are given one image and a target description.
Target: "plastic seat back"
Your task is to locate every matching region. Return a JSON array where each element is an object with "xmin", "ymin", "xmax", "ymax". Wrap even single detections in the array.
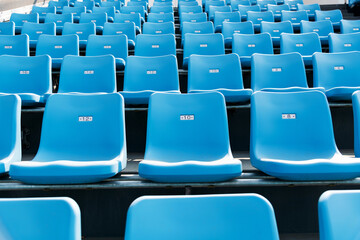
[
  {"xmin": 238, "ymin": 5, "xmax": 260, "ymax": 20},
  {"xmin": 49, "ymin": 0, "xmax": 69, "ymax": 12},
  {"xmin": 0, "ymin": 197, "xmax": 81, "ymax": 240},
  {"xmin": 179, "ymin": 5, "xmax": 202, "ymax": 15},
  {"xmin": 257, "ymin": 0, "xmax": 276, "ymax": 11},
  {"xmin": 315, "ymin": 9, "xmax": 343, "ymax": 23},
  {"xmin": 63, "ymin": 6, "xmax": 86, "ymax": 19},
  {"xmin": 86, "ymin": 34, "xmax": 128, "ymax": 61},
  {"xmin": 297, "ymin": 3, "xmax": 320, "ymax": 16},
  {"xmin": 125, "ymin": 194, "xmax": 279, "ymax": 240},
  {"xmin": 268, "ymin": 4, "xmax": 290, "ymax": 16},
  {"xmin": 280, "ymin": 32, "xmax": 321, "ymax": 56},
  {"xmin": 261, "ymin": 21, "xmax": 293, "ymax": 38},
  {"xmin": 0, "ymin": 35, "xmax": 29, "ymax": 56},
  {"xmin": 127, "ymin": 1, "xmax": 148, "ymax": 10},
  {"xmin": 147, "ymin": 13, "xmax": 175, "ymax": 23},
  {"xmin": 251, "ymin": 53, "xmax": 308, "ymax": 91},
  {"xmin": 0, "ymin": 22, "xmax": 15, "ymax": 35},
  {"xmin": 45, "ymin": 13, "xmax": 73, "ymax": 27},
  {"xmin": 281, "ymin": 10, "xmax": 308, "ymax": 24},
  {"xmin": 329, "ymin": 32, "xmax": 360, "ymax": 53},
  {"xmin": 58, "ymin": 55, "xmax": 116, "ymax": 93},
  {"xmin": 340, "ymin": 19, "xmax": 360, "ymax": 33},
  {"xmin": 22, "ymin": 22, "xmax": 56, "ymax": 41},
  {"xmin": 80, "ymin": 12, "xmax": 107, "ymax": 27},
  {"xmin": 180, "ymin": 12, "xmax": 207, "ymax": 26},
  {"xmin": 120, "ymin": 6, "xmax": 146, "ymax": 19},
  {"xmin": 103, "ymin": 22, "xmax": 136, "ymax": 42},
  {"xmin": 248, "ymin": 11, "xmax": 274, "ymax": 26},
  {"xmin": 143, "ymin": 22, "xmax": 175, "ymax": 34},
  {"xmin": 151, "ymin": 5, "xmax": 173, "ymax": 13},
  {"xmin": 300, "ymin": 20, "xmax": 333, "ymax": 37},
  {"xmin": 114, "ymin": 13, "xmax": 141, "ymax": 29},
  {"xmin": 231, "ymin": 0, "xmax": 251, "ymax": 11},
  {"xmin": 214, "ymin": 12, "xmax": 241, "ymax": 29},
  {"xmin": 123, "ymin": 55, "xmax": 179, "ymax": 92},
  {"xmin": 36, "ymin": 34, "xmax": 79, "ymax": 59},
  {"xmin": 183, "ymin": 33, "xmax": 225, "ymax": 60},
  {"xmin": 209, "ymin": 5, "xmax": 231, "ymax": 21},
  {"xmin": 93, "ymin": 6, "xmax": 116, "ymax": 19},
  {"xmin": 74, "ymin": 1, "xmax": 95, "ymax": 11},
  {"xmin": 135, "ymin": 34, "xmax": 176, "ymax": 56},
  {"xmin": 62, "ymin": 22, "xmax": 96, "ymax": 41},
  {"xmin": 232, "ymin": 33, "xmax": 273, "ymax": 57},
  {"xmin": 101, "ymin": 1, "xmax": 122, "ymax": 11},
  {"xmin": 182, "ymin": 22, "xmax": 214, "ymax": 40},
  {"xmin": 284, "ymin": 0, "xmax": 303, "ymax": 10},
  {"xmin": 223, "ymin": 21, "xmax": 254, "ymax": 39},
  {"xmin": 205, "ymin": 0, "xmax": 226, "ymax": 13},
  {"xmin": 10, "ymin": 13, "xmax": 39, "ymax": 27}
]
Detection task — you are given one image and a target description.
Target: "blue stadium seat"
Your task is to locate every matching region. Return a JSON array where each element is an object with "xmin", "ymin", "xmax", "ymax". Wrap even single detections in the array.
[
  {"xmin": 180, "ymin": 12, "xmax": 207, "ymax": 30},
  {"xmin": 353, "ymin": 91, "xmax": 360, "ymax": 156},
  {"xmin": 0, "ymin": 94, "xmax": 20, "ymax": 174},
  {"xmin": 231, "ymin": 0, "xmax": 251, "ymax": 11},
  {"xmin": 329, "ymin": 32, "xmax": 360, "ymax": 53},
  {"xmin": 214, "ymin": 11, "xmax": 241, "ymax": 33},
  {"xmin": 151, "ymin": 5, "xmax": 173, "ymax": 13},
  {"xmin": 127, "ymin": 1, "xmax": 148, "ymax": 11},
  {"xmin": 179, "ymin": 5, "xmax": 202, "ymax": 19},
  {"xmin": 0, "ymin": 55, "xmax": 52, "ymax": 105},
  {"xmin": 74, "ymin": 0, "xmax": 95, "ymax": 12},
  {"xmin": 280, "ymin": 32, "xmax": 322, "ymax": 66},
  {"xmin": 261, "ymin": 21, "xmax": 293, "ymax": 47},
  {"xmin": 139, "ymin": 92, "xmax": 242, "ymax": 182},
  {"xmin": 209, "ymin": 5, "xmax": 231, "ymax": 21},
  {"xmin": 238, "ymin": 5, "xmax": 261, "ymax": 21},
  {"xmin": 49, "ymin": 0, "xmax": 69, "ymax": 14},
  {"xmin": 281, "ymin": 10, "xmax": 308, "ymax": 32},
  {"xmin": 147, "ymin": 12, "xmax": 175, "ymax": 23},
  {"xmin": 31, "ymin": 6, "xmax": 55, "ymax": 23},
  {"xmin": 125, "ymin": 194, "xmax": 279, "ymax": 239},
  {"xmin": 80, "ymin": 12, "xmax": 107, "ymax": 34},
  {"xmin": 120, "ymin": 6, "xmax": 146, "ymax": 23},
  {"xmin": 251, "ymin": 53, "xmax": 320, "ymax": 92},
  {"xmin": 300, "ymin": 20, "xmax": 333, "ymax": 45},
  {"xmin": 284, "ymin": 0, "xmax": 303, "ymax": 10},
  {"xmin": 0, "ymin": 22, "xmax": 14, "ymax": 35},
  {"xmin": 297, "ymin": 3, "xmax": 320, "ymax": 21},
  {"xmin": 0, "ymin": 197, "xmax": 81, "ymax": 240},
  {"xmin": 135, "ymin": 34, "xmax": 176, "ymax": 56},
  {"xmin": 340, "ymin": 19, "xmax": 360, "ymax": 33},
  {"xmin": 86, "ymin": 34, "xmax": 127, "ymax": 70},
  {"xmin": 223, "ymin": 21, "xmax": 254, "ymax": 48},
  {"xmin": 58, "ymin": 55, "xmax": 116, "ymax": 93},
  {"xmin": 101, "ymin": 1, "xmax": 122, "ymax": 11},
  {"xmin": 93, "ymin": 6, "xmax": 116, "ymax": 22},
  {"xmin": 267, "ymin": 4, "xmax": 290, "ymax": 22},
  {"xmin": 315, "ymin": 10, "xmax": 343, "ymax": 31},
  {"xmin": 319, "ymin": 190, "xmax": 360, "ymax": 240},
  {"xmin": 22, "ymin": 22, "xmax": 56, "ymax": 49},
  {"xmin": 179, "ymin": 1, "xmax": 199, "ymax": 7},
  {"xmin": 313, "ymin": 51, "xmax": 360, "ymax": 101},
  {"xmin": 154, "ymin": 1, "xmax": 173, "ymax": 5},
  {"xmin": 36, "ymin": 34, "xmax": 79, "ymax": 70},
  {"xmin": 182, "ymin": 22, "xmax": 214, "ymax": 45},
  {"xmin": 114, "ymin": 13, "xmax": 142, "ymax": 34},
  {"xmin": 10, "ymin": 13, "xmax": 39, "ymax": 34},
  {"xmin": 247, "ymin": 11, "xmax": 274, "ymax": 33},
  {"xmin": 257, "ymin": 0, "xmax": 276, "ymax": 11},
  {"xmin": 205, "ymin": 0, "xmax": 226, "ymax": 14},
  {"xmin": 120, "ymin": 55, "xmax": 180, "ymax": 105},
  {"xmin": 103, "ymin": 22, "xmax": 136, "ymax": 50},
  {"xmin": 232, "ymin": 33, "xmax": 273, "ymax": 68},
  {"xmin": 10, "ymin": 93, "xmax": 126, "ymax": 184},
  {"xmin": 143, "ymin": 22, "xmax": 175, "ymax": 34},
  {"xmin": 0, "ymin": 35, "xmax": 29, "ymax": 56},
  {"xmin": 62, "ymin": 6, "xmax": 86, "ymax": 23},
  {"xmin": 251, "ymin": 90, "xmax": 360, "ymax": 180},
  {"xmin": 45, "ymin": 13, "xmax": 73, "ymax": 35},
  {"xmin": 183, "ymin": 33, "xmax": 224, "ymax": 69},
  {"xmin": 188, "ymin": 54, "xmax": 253, "ymax": 103},
  {"xmin": 62, "ymin": 22, "xmax": 95, "ymax": 50}
]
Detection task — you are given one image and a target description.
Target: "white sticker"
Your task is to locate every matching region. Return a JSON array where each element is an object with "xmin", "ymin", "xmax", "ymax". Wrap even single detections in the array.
[
  {"xmin": 344, "ymin": 43, "xmax": 352, "ymax": 47},
  {"xmin": 79, "ymin": 116, "xmax": 93, "ymax": 122},
  {"xmin": 84, "ymin": 70, "xmax": 94, "ymax": 74},
  {"xmin": 55, "ymin": 45, "xmax": 63, "ymax": 49},
  {"xmin": 130, "ymin": 12, "xmax": 135, "ymax": 14},
  {"xmin": 334, "ymin": 66, "xmax": 344, "ymax": 70},
  {"xmin": 91, "ymin": 20, "xmax": 97, "ymax": 22},
  {"xmin": 313, "ymin": 28, "xmax": 319, "ymax": 32},
  {"xmin": 353, "ymin": 27, "xmax": 359, "ymax": 31},
  {"xmin": 76, "ymin": 31, "xmax": 83, "ymax": 34},
  {"xmin": 4, "ymin": 45, "xmax": 12, "ymax": 49},
  {"xmin": 56, "ymin": 20, "xmax": 62, "ymax": 23},
  {"xmin": 125, "ymin": 20, "xmax": 130, "ymax": 22},
  {"xmin": 291, "ymin": 17, "xmax": 297, "ymax": 20},
  {"xmin": 22, "ymin": 20, "xmax": 28, "ymax": 22},
  {"xmin": 209, "ymin": 69, "xmax": 219, "ymax": 73},
  {"xmin": 155, "ymin": 30, "xmax": 162, "ymax": 33},
  {"xmin": 272, "ymin": 67, "xmax": 282, "ymax": 72},
  {"xmin": 151, "ymin": 45, "xmax": 160, "ymax": 48},
  {"xmin": 224, "ymin": 18, "xmax": 230, "ymax": 21},
  {"xmin": 36, "ymin": 31, "xmax": 43, "ymax": 34},
  {"xmin": 180, "ymin": 115, "xmax": 195, "ymax": 120},
  {"xmin": 325, "ymin": 17, "xmax": 330, "ymax": 20},
  {"xmin": 234, "ymin": 30, "xmax": 240, "ymax": 33},
  {"xmin": 146, "ymin": 70, "xmax": 157, "ymax": 74},
  {"xmin": 257, "ymin": 18, "xmax": 263, "ymax": 20},
  {"xmin": 104, "ymin": 45, "xmax": 111, "ymax": 49},
  {"xmin": 248, "ymin": 44, "xmax": 256, "ymax": 47},
  {"xmin": 116, "ymin": 31, "xmax": 123, "ymax": 34},
  {"xmin": 191, "ymin": 19, "xmax": 196, "ymax": 22},
  {"xmin": 273, "ymin": 29, "xmax": 279, "ymax": 32},
  {"xmin": 195, "ymin": 30, "xmax": 201, "ymax": 33},
  {"xmin": 20, "ymin": 71, "xmax": 30, "ymax": 74},
  {"xmin": 200, "ymin": 44, "xmax": 207, "ymax": 47},
  {"xmin": 276, "ymin": 10, "xmax": 280, "ymax": 13},
  {"xmin": 158, "ymin": 20, "xmax": 164, "ymax": 22},
  {"xmin": 282, "ymin": 113, "xmax": 296, "ymax": 119},
  {"xmin": 296, "ymin": 43, "xmax": 304, "ymax": 47}
]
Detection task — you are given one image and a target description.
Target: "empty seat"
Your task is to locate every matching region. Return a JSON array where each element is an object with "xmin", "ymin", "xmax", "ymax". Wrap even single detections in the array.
[
  {"xmin": 328, "ymin": 32, "xmax": 360, "ymax": 53},
  {"xmin": 0, "ymin": 55, "xmax": 52, "ymax": 105},
  {"xmin": 183, "ymin": 33, "xmax": 225, "ymax": 69},
  {"xmin": 62, "ymin": 6, "xmax": 86, "ymax": 23},
  {"xmin": 280, "ymin": 32, "xmax": 321, "ymax": 66},
  {"xmin": 154, "ymin": 1, "xmax": 173, "ymax": 5},
  {"xmin": 143, "ymin": 22, "xmax": 175, "ymax": 34},
  {"xmin": 281, "ymin": 10, "xmax": 308, "ymax": 32},
  {"xmin": 319, "ymin": 190, "xmax": 360, "ymax": 240},
  {"xmin": 151, "ymin": 5, "xmax": 173, "ymax": 13},
  {"xmin": 223, "ymin": 21, "xmax": 254, "ymax": 48},
  {"xmin": 238, "ymin": 5, "xmax": 261, "ymax": 22},
  {"xmin": 74, "ymin": 0, "xmax": 95, "ymax": 12},
  {"xmin": 22, "ymin": 22, "xmax": 56, "ymax": 49},
  {"xmin": 125, "ymin": 194, "xmax": 279, "ymax": 239},
  {"xmin": 257, "ymin": 0, "xmax": 276, "ymax": 11},
  {"xmin": 353, "ymin": 91, "xmax": 360, "ymax": 156},
  {"xmin": 300, "ymin": 20, "xmax": 333, "ymax": 45},
  {"xmin": 297, "ymin": 3, "xmax": 320, "ymax": 21},
  {"xmin": 86, "ymin": 34, "xmax": 127, "ymax": 70},
  {"xmin": 231, "ymin": 0, "xmax": 251, "ymax": 11},
  {"xmin": 0, "ymin": 197, "xmax": 81, "ymax": 240},
  {"xmin": 127, "ymin": 1, "xmax": 148, "ymax": 11},
  {"xmin": 214, "ymin": 11, "xmax": 241, "ymax": 33},
  {"xmin": 261, "ymin": 21, "xmax": 293, "ymax": 47},
  {"xmin": 232, "ymin": 33, "xmax": 273, "ymax": 68},
  {"xmin": 147, "ymin": 12, "xmax": 175, "ymax": 23},
  {"xmin": 45, "ymin": 13, "xmax": 73, "ymax": 35},
  {"xmin": 101, "ymin": 1, "xmax": 122, "ymax": 11},
  {"xmin": 135, "ymin": 34, "xmax": 176, "ymax": 57},
  {"xmin": 114, "ymin": 13, "xmax": 142, "ymax": 34},
  {"xmin": 247, "ymin": 11, "xmax": 274, "ymax": 33},
  {"xmin": 205, "ymin": 0, "xmax": 226, "ymax": 13},
  {"xmin": 179, "ymin": 1, "xmax": 199, "ymax": 7},
  {"xmin": 0, "ymin": 35, "xmax": 29, "ymax": 56},
  {"xmin": 340, "ymin": 19, "xmax": 360, "ymax": 33},
  {"xmin": 0, "ymin": 22, "xmax": 14, "ymax": 35},
  {"xmin": 10, "ymin": 92, "xmax": 126, "ymax": 184},
  {"xmin": 10, "ymin": 13, "xmax": 39, "ymax": 34},
  {"xmin": 62, "ymin": 22, "xmax": 95, "ymax": 49},
  {"xmin": 182, "ymin": 22, "xmax": 214, "ymax": 45},
  {"xmin": 139, "ymin": 92, "xmax": 242, "ymax": 182},
  {"xmin": 31, "ymin": 6, "xmax": 55, "ymax": 23},
  {"xmin": 267, "ymin": 4, "xmax": 290, "ymax": 22},
  {"xmin": 49, "ymin": 0, "xmax": 69, "ymax": 14},
  {"xmin": 315, "ymin": 10, "xmax": 343, "ymax": 31},
  {"xmin": 188, "ymin": 54, "xmax": 253, "ymax": 103},
  {"xmin": 103, "ymin": 22, "xmax": 136, "ymax": 49},
  {"xmin": 313, "ymin": 51, "xmax": 360, "ymax": 101},
  {"xmin": 93, "ymin": 6, "xmax": 116, "ymax": 22},
  {"xmin": 179, "ymin": 5, "xmax": 203, "ymax": 20},
  {"xmin": 0, "ymin": 94, "xmax": 20, "ymax": 174},
  {"xmin": 120, "ymin": 6, "xmax": 146, "ymax": 23},
  {"xmin": 209, "ymin": 5, "xmax": 231, "ymax": 21},
  {"xmin": 180, "ymin": 12, "xmax": 207, "ymax": 30},
  {"xmin": 251, "ymin": 90, "xmax": 360, "ymax": 180},
  {"xmin": 120, "ymin": 55, "xmax": 180, "ymax": 105},
  {"xmin": 80, "ymin": 12, "xmax": 107, "ymax": 34},
  {"xmin": 284, "ymin": 0, "xmax": 303, "ymax": 10}
]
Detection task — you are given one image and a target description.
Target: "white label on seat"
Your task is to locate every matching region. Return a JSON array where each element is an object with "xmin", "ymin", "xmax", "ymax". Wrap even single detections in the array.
[
  {"xmin": 291, "ymin": 17, "xmax": 297, "ymax": 20},
  {"xmin": 4, "ymin": 46, "xmax": 12, "ymax": 49},
  {"xmin": 125, "ymin": 20, "xmax": 130, "ymax": 22},
  {"xmin": 104, "ymin": 45, "xmax": 111, "ymax": 49},
  {"xmin": 325, "ymin": 17, "xmax": 330, "ymax": 20},
  {"xmin": 91, "ymin": 20, "xmax": 97, "ymax": 22},
  {"xmin": 296, "ymin": 43, "xmax": 303, "ymax": 47},
  {"xmin": 334, "ymin": 66, "xmax": 344, "ymax": 70},
  {"xmin": 79, "ymin": 116, "xmax": 93, "ymax": 122},
  {"xmin": 276, "ymin": 10, "xmax": 280, "ymax": 13},
  {"xmin": 257, "ymin": 18, "xmax": 263, "ymax": 20},
  {"xmin": 272, "ymin": 67, "xmax": 282, "ymax": 72},
  {"xmin": 36, "ymin": 31, "xmax": 43, "ymax": 34},
  {"xmin": 273, "ymin": 29, "xmax": 279, "ymax": 32},
  {"xmin": 76, "ymin": 31, "xmax": 83, "ymax": 34},
  {"xmin": 55, "ymin": 45, "xmax": 63, "ymax": 49},
  {"xmin": 224, "ymin": 19, "xmax": 230, "ymax": 22},
  {"xmin": 180, "ymin": 114, "xmax": 195, "ymax": 120},
  {"xmin": 344, "ymin": 43, "xmax": 352, "ymax": 47},
  {"xmin": 313, "ymin": 28, "xmax": 319, "ymax": 32},
  {"xmin": 195, "ymin": 30, "xmax": 201, "ymax": 33},
  {"xmin": 189, "ymin": 12, "xmax": 194, "ymax": 14},
  {"xmin": 158, "ymin": 20, "xmax": 164, "ymax": 22},
  {"xmin": 151, "ymin": 45, "xmax": 160, "ymax": 48},
  {"xmin": 130, "ymin": 12, "xmax": 135, "ymax": 14},
  {"xmin": 20, "ymin": 71, "xmax": 30, "ymax": 74},
  {"xmin": 191, "ymin": 20, "xmax": 196, "ymax": 22},
  {"xmin": 282, "ymin": 113, "xmax": 296, "ymax": 119},
  {"xmin": 84, "ymin": 70, "xmax": 94, "ymax": 74},
  {"xmin": 42, "ymin": 12, "xmax": 47, "ymax": 14},
  {"xmin": 57, "ymin": 20, "xmax": 62, "ymax": 23},
  {"xmin": 160, "ymin": 12, "xmax": 165, "ymax": 14},
  {"xmin": 116, "ymin": 31, "xmax": 123, "ymax": 34},
  {"xmin": 209, "ymin": 69, "xmax": 219, "ymax": 73},
  {"xmin": 234, "ymin": 30, "xmax": 241, "ymax": 33},
  {"xmin": 200, "ymin": 44, "xmax": 207, "ymax": 47},
  {"xmin": 354, "ymin": 28, "xmax": 359, "ymax": 31},
  {"xmin": 155, "ymin": 30, "xmax": 162, "ymax": 33},
  {"xmin": 248, "ymin": 44, "xmax": 256, "ymax": 47},
  {"xmin": 147, "ymin": 70, "xmax": 157, "ymax": 74},
  {"xmin": 306, "ymin": 10, "xmax": 310, "ymax": 12},
  {"xmin": 22, "ymin": 20, "xmax": 28, "ymax": 22}
]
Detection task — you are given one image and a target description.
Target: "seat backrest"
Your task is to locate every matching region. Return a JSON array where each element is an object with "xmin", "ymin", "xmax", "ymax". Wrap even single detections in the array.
[
  {"xmin": 127, "ymin": 1, "xmax": 148, "ymax": 10},
  {"xmin": 103, "ymin": 22, "xmax": 136, "ymax": 41},
  {"xmin": 232, "ymin": 33, "xmax": 273, "ymax": 57},
  {"xmin": 315, "ymin": 9, "xmax": 343, "ymax": 23},
  {"xmin": 62, "ymin": 22, "xmax": 96, "ymax": 41},
  {"xmin": 45, "ymin": 13, "xmax": 73, "ymax": 27},
  {"xmin": 74, "ymin": 0, "xmax": 95, "ymax": 11},
  {"xmin": 280, "ymin": 32, "xmax": 321, "ymax": 56},
  {"xmin": 0, "ymin": 22, "xmax": 14, "ymax": 35},
  {"xmin": 183, "ymin": 33, "xmax": 225, "ymax": 60},
  {"xmin": 267, "ymin": 4, "xmax": 290, "ymax": 15},
  {"xmin": 21, "ymin": 22, "xmax": 56, "ymax": 41},
  {"xmin": 180, "ymin": 12, "xmax": 207, "ymax": 25},
  {"xmin": 151, "ymin": 5, "xmax": 173, "ymax": 13},
  {"xmin": 329, "ymin": 32, "xmax": 360, "ymax": 53},
  {"xmin": 49, "ymin": 0, "xmax": 69, "ymax": 9},
  {"xmin": 284, "ymin": 0, "xmax": 303, "ymax": 10},
  {"xmin": 36, "ymin": 34, "xmax": 79, "ymax": 58},
  {"xmin": 135, "ymin": 34, "xmax": 176, "ymax": 56},
  {"xmin": 188, "ymin": 53, "xmax": 244, "ymax": 91},
  {"xmin": 261, "ymin": 21, "xmax": 293, "ymax": 38},
  {"xmin": 313, "ymin": 51, "xmax": 360, "ymax": 90},
  {"xmin": 31, "ymin": 6, "xmax": 56, "ymax": 18},
  {"xmin": 120, "ymin": 6, "xmax": 146, "ymax": 19},
  {"xmin": 297, "ymin": 3, "xmax": 320, "ymax": 15},
  {"xmin": 0, "ymin": 197, "xmax": 81, "ymax": 240},
  {"xmin": 214, "ymin": 11, "xmax": 241, "ymax": 28},
  {"xmin": 281, "ymin": 10, "xmax": 308, "ymax": 23},
  {"xmin": 238, "ymin": 5, "xmax": 261, "ymax": 19},
  {"xmin": 205, "ymin": 0, "xmax": 225, "ymax": 13},
  {"xmin": 147, "ymin": 13, "xmax": 175, "ymax": 23},
  {"xmin": 10, "ymin": 13, "xmax": 39, "ymax": 27},
  {"xmin": 250, "ymin": 90, "xmax": 338, "ymax": 162},
  {"xmin": 179, "ymin": 5, "xmax": 202, "ymax": 16},
  {"xmin": 114, "ymin": 13, "xmax": 141, "ymax": 28},
  {"xmin": 247, "ymin": 11, "xmax": 274, "ymax": 25},
  {"xmin": 209, "ymin": 5, "xmax": 231, "ymax": 20},
  {"xmin": 257, "ymin": 0, "xmax": 276, "ymax": 10},
  {"xmin": 123, "ymin": 55, "xmax": 179, "ymax": 92},
  {"xmin": 223, "ymin": 21, "xmax": 254, "ymax": 38},
  {"xmin": 231, "ymin": 0, "xmax": 251, "ymax": 11},
  {"xmin": 35, "ymin": 93, "xmax": 125, "ymax": 161},
  {"xmin": 0, "ymin": 35, "xmax": 29, "ymax": 56},
  {"xmin": 319, "ymin": 190, "xmax": 360, "ymax": 240},
  {"xmin": 93, "ymin": 6, "xmax": 116, "ymax": 18},
  {"xmin": 101, "ymin": 1, "xmax": 122, "ymax": 10},
  {"xmin": 143, "ymin": 22, "xmax": 175, "ymax": 34},
  {"xmin": 144, "ymin": 92, "xmax": 231, "ymax": 162},
  {"xmin": 300, "ymin": 20, "xmax": 333, "ymax": 37},
  {"xmin": 86, "ymin": 34, "xmax": 128, "ymax": 60},
  {"xmin": 251, "ymin": 52, "xmax": 308, "ymax": 91},
  {"xmin": 58, "ymin": 55, "xmax": 116, "ymax": 93},
  {"xmin": 63, "ymin": 6, "xmax": 86, "ymax": 18},
  {"xmin": 340, "ymin": 19, "xmax": 360, "ymax": 33},
  {"xmin": 0, "ymin": 55, "xmax": 52, "ymax": 95},
  {"xmin": 182, "ymin": 22, "xmax": 214, "ymax": 40},
  {"xmin": 80, "ymin": 12, "xmax": 107, "ymax": 27},
  {"xmin": 125, "ymin": 194, "xmax": 279, "ymax": 240}
]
